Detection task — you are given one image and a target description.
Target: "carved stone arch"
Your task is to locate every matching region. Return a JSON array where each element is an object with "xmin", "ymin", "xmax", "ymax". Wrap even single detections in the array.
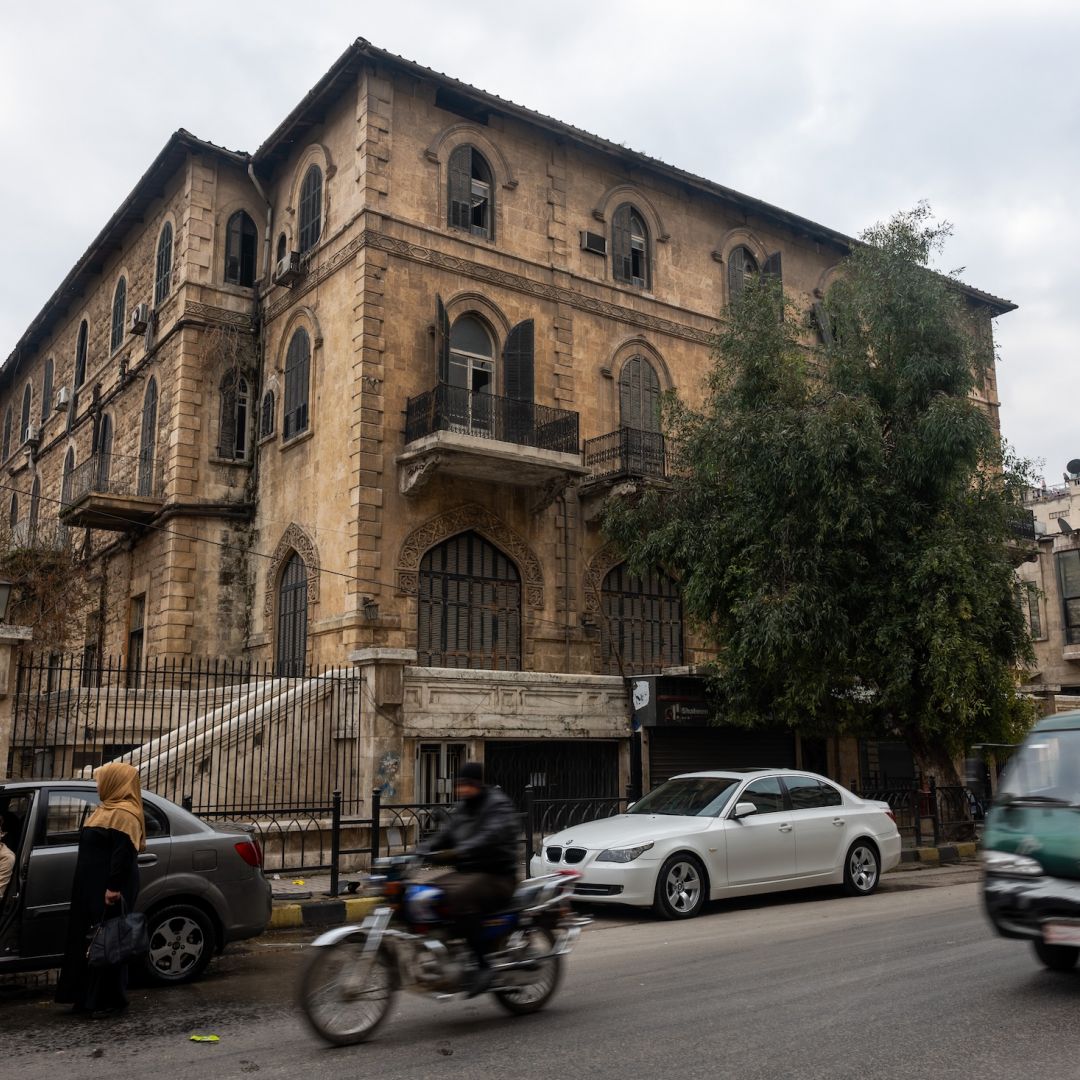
[
  {"xmin": 396, "ymin": 504, "xmax": 544, "ymax": 608},
  {"xmin": 444, "ymin": 292, "xmax": 512, "ymax": 340},
  {"xmin": 425, "ymin": 123, "xmax": 518, "ymax": 191},
  {"xmin": 264, "ymin": 523, "xmax": 321, "ymax": 618},
  {"xmin": 274, "ymin": 306, "xmax": 322, "ymax": 374},
  {"xmin": 814, "ymin": 262, "xmax": 844, "ymax": 299},
  {"xmin": 713, "ymin": 228, "xmax": 769, "ymax": 269},
  {"xmin": 611, "ymin": 337, "xmax": 674, "ymax": 393},
  {"xmin": 582, "ymin": 542, "xmax": 625, "ymax": 615},
  {"xmin": 592, "ymin": 185, "xmax": 669, "ymax": 243}
]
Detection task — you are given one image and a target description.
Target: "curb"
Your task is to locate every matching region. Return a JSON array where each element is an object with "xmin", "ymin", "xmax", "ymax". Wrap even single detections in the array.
[
  {"xmin": 269, "ymin": 895, "xmax": 377, "ymax": 930},
  {"xmin": 899, "ymin": 841, "xmax": 978, "ymax": 865}
]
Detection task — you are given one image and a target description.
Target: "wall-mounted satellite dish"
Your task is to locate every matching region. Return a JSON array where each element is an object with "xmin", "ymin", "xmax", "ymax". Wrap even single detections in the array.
[{"xmin": 1067, "ymin": 458, "xmax": 1080, "ymax": 478}]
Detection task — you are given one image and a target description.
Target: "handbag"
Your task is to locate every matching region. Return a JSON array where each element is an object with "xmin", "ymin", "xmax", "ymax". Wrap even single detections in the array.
[{"xmin": 87, "ymin": 899, "xmax": 149, "ymax": 968}]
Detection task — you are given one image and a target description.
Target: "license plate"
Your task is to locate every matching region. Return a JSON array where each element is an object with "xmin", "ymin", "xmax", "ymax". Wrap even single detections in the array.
[{"xmin": 1043, "ymin": 922, "xmax": 1080, "ymax": 946}]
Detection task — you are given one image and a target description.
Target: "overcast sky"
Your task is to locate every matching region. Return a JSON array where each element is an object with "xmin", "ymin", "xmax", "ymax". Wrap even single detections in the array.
[{"xmin": 1, "ymin": 1, "xmax": 1076, "ymax": 480}]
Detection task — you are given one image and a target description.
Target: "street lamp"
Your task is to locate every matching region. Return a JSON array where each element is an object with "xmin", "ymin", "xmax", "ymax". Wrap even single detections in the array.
[{"xmin": 0, "ymin": 577, "xmax": 12, "ymax": 622}]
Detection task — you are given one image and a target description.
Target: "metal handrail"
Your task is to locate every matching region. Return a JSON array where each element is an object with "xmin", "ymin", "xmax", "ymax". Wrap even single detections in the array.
[{"xmin": 583, "ymin": 426, "xmax": 667, "ymax": 481}]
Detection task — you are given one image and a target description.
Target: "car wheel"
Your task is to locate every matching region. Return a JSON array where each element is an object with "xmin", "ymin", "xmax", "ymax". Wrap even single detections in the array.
[
  {"xmin": 143, "ymin": 904, "xmax": 215, "ymax": 986},
  {"xmin": 842, "ymin": 840, "xmax": 880, "ymax": 896},
  {"xmin": 654, "ymin": 854, "xmax": 706, "ymax": 920},
  {"xmin": 1033, "ymin": 939, "xmax": 1080, "ymax": 972}
]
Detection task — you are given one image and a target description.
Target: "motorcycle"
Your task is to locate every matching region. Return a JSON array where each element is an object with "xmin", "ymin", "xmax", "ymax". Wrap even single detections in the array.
[{"xmin": 298, "ymin": 854, "xmax": 589, "ymax": 1045}]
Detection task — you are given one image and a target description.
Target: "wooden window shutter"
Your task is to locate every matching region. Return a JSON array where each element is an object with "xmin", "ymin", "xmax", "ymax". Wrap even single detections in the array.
[
  {"xmin": 762, "ymin": 251, "xmax": 782, "ymax": 286},
  {"xmin": 812, "ymin": 301, "xmax": 834, "ymax": 346},
  {"xmin": 612, "ymin": 204, "xmax": 632, "ymax": 283},
  {"xmin": 448, "ymin": 146, "xmax": 472, "ymax": 230},
  {"xmin": 436, "ymin": 295, "xmax": 450, "ymax": 383},
  {"xmin": 503, "ymin": 320, "xmax": 534, "ymax": 403}
]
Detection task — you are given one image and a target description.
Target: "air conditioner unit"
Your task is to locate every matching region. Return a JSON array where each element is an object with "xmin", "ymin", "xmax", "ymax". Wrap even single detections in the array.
[
  {"xmin": 129, "ymin": 303, "xmax": 151, "ymax": 335},
  {"xmin": 580, "ymin": 230, "xmax": 607, "ymax": 256},
  {"xmin": 273, "ymin": 251, "xmax": 302, "ymax": 287},
  {"xmin": 54, "ymin": 386, "xmax": 71, "ymax": 411},
  {"xmin": 25, "ymin": 425, "xmax": 41, "ymax": 446}
]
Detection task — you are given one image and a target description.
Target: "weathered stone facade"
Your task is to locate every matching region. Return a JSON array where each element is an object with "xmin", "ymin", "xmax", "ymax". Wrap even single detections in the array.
[{"xmin": 0, "ymin": 40, "xmax": 1016, "ymax": 800}]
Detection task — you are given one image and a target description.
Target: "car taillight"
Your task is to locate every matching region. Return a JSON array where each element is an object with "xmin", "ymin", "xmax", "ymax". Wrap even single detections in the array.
[
  {"xmin": 885, "ymin": 810, "xmax": 897, "ymax": 825},
  {"xmin": 235, "ymin": 838, "xmax": 263, "ymax": 868}
]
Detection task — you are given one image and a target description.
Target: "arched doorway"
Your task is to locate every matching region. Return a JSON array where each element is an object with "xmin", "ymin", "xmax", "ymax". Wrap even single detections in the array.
[
  {"xmin": 417, "ymin": 531, "xmax": 521, "ymax": 669},
  {"xmin": 600, "ymin": 563, "xmax": 683, "ymax": 675},
  {"xmin": 275, "ymin": 551, "xmax": 308, "ymax": 676}
]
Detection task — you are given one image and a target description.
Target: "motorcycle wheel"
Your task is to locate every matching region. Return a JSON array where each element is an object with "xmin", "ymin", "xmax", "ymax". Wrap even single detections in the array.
[
  {"xmin": 298, "ymin": 931, "xmax": 397, "ymax": 1046},
  {"xmin": 493, "ymin": 926, "xmax": 562, "ymax": 1016}
]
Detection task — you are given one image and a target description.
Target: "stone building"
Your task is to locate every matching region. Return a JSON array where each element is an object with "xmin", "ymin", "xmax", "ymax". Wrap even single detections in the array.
[
  {"xmin": 1019, "ymin": 471, "xmax": 1080, "ymax": 713},
  {"xmin": 0, "ymin": 39, "xmax": 1016, "ymax": 805}
]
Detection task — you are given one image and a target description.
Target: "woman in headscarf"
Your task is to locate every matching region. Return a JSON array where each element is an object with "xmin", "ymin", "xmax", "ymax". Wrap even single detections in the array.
[{"xmin": 56, "ymin": 762, "xmax": 146, "ymax": 1016}]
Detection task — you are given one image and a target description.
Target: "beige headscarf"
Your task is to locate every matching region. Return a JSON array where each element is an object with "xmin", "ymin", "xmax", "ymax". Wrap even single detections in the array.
[{"xmin": 85, "ymin": 762, "xmax": 146, "ymax": 853}]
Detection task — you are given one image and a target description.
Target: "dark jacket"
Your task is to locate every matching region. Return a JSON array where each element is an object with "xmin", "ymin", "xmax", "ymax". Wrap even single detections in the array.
[{"xmin": 419, "ymin": 787, "xmax": 520, "ymax": 878}]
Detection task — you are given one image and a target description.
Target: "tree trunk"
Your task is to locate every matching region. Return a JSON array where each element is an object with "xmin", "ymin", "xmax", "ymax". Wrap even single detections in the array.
[{"xmin": 904, "ymin": 725, "xmax": 962, "ymax": 786}]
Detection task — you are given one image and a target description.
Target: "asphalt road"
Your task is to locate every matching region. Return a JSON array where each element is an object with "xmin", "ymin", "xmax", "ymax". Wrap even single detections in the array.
[{"xmin": 3, "ymin": 868, "xmax": 1076, "ymax": 1080}]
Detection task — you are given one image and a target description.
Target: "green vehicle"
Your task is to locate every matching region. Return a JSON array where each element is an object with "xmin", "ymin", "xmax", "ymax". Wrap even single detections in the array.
[{"xmin": 983, "ymin": 711, "xmax": 1080, "ymax": 971}]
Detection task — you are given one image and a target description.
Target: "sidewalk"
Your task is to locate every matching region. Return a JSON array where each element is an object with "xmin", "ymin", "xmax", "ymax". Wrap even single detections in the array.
[{"xmin": 267, "ymin": 847, "xmax": 983, "ymax": 929}]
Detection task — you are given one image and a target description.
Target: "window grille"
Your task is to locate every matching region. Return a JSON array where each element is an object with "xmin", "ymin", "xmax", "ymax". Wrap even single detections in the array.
[
  {"xmin": 155, "ymin": 222, "xmax": 173, "ymax": 305},
  {"xmin": 600, "ymin": 563, "xmax": 683, "ymax": 675},
  {"xmin": 283, "ymin": 330, "xmax": 311, "ymax": 439},
  {"xmin": 276, "ymin": 552, "xmax": 308, "ymax": 676},
  {"xmin": 298, "ymin": 166, "xmax": 323, "ymax": 254},
  {"xmin": 111, "ymin": 278, "xmax": 127, "ymax": 352},
  {"xmin": 225, "ymin": 211, "xmax": 258, "ymax": 287},
  {"xmin": 417, "ymin": 531, "xmax": 521, "ymax": 670}
]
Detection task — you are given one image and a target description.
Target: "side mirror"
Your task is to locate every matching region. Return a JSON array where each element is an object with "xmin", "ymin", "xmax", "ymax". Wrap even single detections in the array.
[{"xmin": 732, "ymin": 801, "xmax": 758, "ymax": 820}]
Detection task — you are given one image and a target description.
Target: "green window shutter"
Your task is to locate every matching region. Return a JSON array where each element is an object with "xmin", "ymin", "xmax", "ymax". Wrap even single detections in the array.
[
  {"xmin": 812, "ymin": 301, "xmax": 834, "ymax": 346},
  {"xmin": 503, "ymin": 320, "xmax": 534, "ymax": 403},
  {"xmin": 448, "ymin": 146, "xmax": 472, "ymax": 230},
  {"xmin": 612, "ymin": 204, "xmax": 632, "ymax": 283},
  {"xmin": 436, "ymin": 295, "xmax": 450, "ymax": 383}
]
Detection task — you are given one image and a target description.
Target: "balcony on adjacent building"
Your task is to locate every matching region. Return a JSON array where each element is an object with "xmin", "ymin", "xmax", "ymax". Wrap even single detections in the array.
[
  {"xmin": 398, "ymin": 383, "xmax": 586, "ymax": 497},
  {"xmin": 60, "ymin": 452, "xmax": 164, "ymax": 531}
]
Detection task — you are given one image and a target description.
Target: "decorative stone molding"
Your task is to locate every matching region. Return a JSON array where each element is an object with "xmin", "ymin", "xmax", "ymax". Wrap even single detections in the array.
[
  {"xmin": 592, "ymin": 184, "xmax": 669, "ymax": 242},
  {"xmin": 582, "ymin": 541, "xmax": 624, "ymax": 614},
  {"xmin": 264, "ymin": 522, "xmax": 321, "ymax": 617},
  {"xmin": 184, "ymin": 301, "xmax": 257, "ymax": 331},
  {"xmin": 424, "ymin": 123, "xmax": 519, "ymax": 190},
  {"xmin": 713, "ymin": 228, "xmax": 769, "ymax": 269},
  {"xmin": 399, "ymin": 453, "xmax": 443, "ymax": 495},
  {"xmin": 396, "ymin": 503, "xmax": 545, "ymax": 608}
]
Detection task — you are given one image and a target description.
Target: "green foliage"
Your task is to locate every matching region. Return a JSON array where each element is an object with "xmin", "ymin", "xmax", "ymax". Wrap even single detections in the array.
[{"xmin": 604, "ymin": 206, "xmax": 1038, "ymax": 775}]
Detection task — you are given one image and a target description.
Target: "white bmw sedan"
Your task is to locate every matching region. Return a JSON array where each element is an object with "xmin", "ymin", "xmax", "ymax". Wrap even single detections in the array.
[{"xmin": 530, "ymin": 769, "xmax": 902, "ymax": 919}]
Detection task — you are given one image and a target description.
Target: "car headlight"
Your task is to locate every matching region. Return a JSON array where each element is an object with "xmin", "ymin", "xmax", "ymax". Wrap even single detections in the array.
[
  {"xmin": 596, "ymin": 842, "xmax": 654, "ymax": 863},
  {"xmin": 982, "ymin": 849, "xmax": 1044, "ymax": 877}
]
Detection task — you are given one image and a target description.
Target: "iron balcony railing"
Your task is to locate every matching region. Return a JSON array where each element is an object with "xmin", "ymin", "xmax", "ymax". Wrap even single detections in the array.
[
  {"xmin": 63, "ymin": 451, "xmax": 164, "ymax": 508},
  {"xmin": 0, "ymin": 516, "xmax": 69, "ymax": 553},
  {"xmin": 405, "ymin": 383, "xmax": 580, "ymax": 455},
  {"xmin": 583, "ymin": 426, "xmax": 667, "ymax": 482},
  {"xmin": 1008, "ymin": 508, "xmax": 1037, "ymax": 542}
]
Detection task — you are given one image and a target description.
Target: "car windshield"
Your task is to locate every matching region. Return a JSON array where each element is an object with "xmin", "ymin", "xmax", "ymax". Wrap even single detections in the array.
[
  {"xmin": 999, "ymin": 730, "xmax": 1080, "ymax": 805},
  {"xmin": 628, "ymin": 777, "xmax": 739, "ymax": 817}
]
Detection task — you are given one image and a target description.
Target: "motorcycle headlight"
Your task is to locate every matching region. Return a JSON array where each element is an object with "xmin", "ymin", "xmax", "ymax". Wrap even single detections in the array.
[
  {"xmin": 982, "ymin": 849, "xmax": 1044, "ymax": 877},
  {"xmin": 596, "ymin": 842, "xmax": 654, "ymax": 863}
]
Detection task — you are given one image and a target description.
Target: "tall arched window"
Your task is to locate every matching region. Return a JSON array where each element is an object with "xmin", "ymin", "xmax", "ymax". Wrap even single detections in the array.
[
  {"xmin": 727, "ymin": 246, "xmax": 759, "ymax": 305},
  {"xmin": 42, "ymin": 358, "xmax": 53, "ymax": 423},
  {"xmin": 8, "ymin": 494, "xmax": 17, "ymax": 530},
  {"xmin": 20, "ymin": 383, "xmax": 32, "ymax": 443},
  {"xmin": 447, "ymin": 145, "xmax": 494, "ymax": 240},
  {"xmin": 217, "ymin": 369, "xmax": 249, "ymax": 460},
  {"xmin": 600, "ymin": 563, "xmax": 683, "ymax": 676},
  {"xmin": 417, "ymin": 531, "xmax": 521, "ymax": 670},
  {"xmin": 612, "ymin": 204, "xmax": 650, "ymax": 288},
  {"xmin": 61, "ymin": 447, "xmax": 76, "ymax": 506},
  {"xmin": 275, "ymin": 551, "xmax": 308, "ymax": 676},
  {"xmin": 297, "ymin": 165, "xmax": 323, "ymax": 254},
  {"xmin": 155, "ymin": 222, "xmax": 173, "ymax": 305},
  {"xmin": 138, "ymin": 377, "xmax": 158, "ymax": 497},
  {"xmin": 29, "ymin": 476, "xmax": 40, "ymax": 541},
  {"xmin": 96, "ymin": 414, "xmax": 113, "ymax": 490},
  {"xmin": 283, "ymin": 329, "xmax": 311, "ymax": 440},
  {"xmin": 446, "ymin": 315, "xmax": 494, "ymax": 434},
  {"xmin": 2, "ymin": 406, "xmax": 11, "ymax": 461},
  {"xmin": 225, "ymin": 210, "xmax": 258, "ymax": 287},
  {"xmin": 74, "ymin": 320, "xmax": 88, "ymax": 388},
  {"xmin": 110, "ymin": 277, "xmax": 127, "ymax": 351},
  {"xmin": 619, "ymin": 356, "xmax": 661, "ymax": 433}
]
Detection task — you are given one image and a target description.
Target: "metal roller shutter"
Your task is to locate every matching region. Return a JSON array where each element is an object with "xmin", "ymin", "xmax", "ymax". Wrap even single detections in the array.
[{"xmin": 647, "ymin": 727, "xmax": 796, "ymax": 787}]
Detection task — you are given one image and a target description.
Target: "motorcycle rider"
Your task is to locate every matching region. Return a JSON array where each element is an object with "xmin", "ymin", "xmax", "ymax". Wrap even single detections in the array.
[{"xmin": 416, "ymin": 761, "xmax": 519, "ymax": 997}]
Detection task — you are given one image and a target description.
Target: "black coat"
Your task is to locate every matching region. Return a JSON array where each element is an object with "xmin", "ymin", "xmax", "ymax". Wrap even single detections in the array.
[
  {"xmin": 55, "ymin": 826, "xmax": 139, "ymax": 1010},
  {"xmin": 419, "ymin": 787, "xmax": 520, "ymax": 877}
]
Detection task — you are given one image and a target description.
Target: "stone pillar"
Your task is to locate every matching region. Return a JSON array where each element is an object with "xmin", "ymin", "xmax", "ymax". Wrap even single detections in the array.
[{"xmin": 0, "ymin": 625, "xmax": 33, "ymax": 776}]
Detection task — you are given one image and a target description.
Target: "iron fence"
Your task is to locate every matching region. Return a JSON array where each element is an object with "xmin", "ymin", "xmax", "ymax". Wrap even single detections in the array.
[
  {"xmin": 583, "ymin": 427, "xmax": 667, "ymax": 482},
  {"xmin": 63, "ymin": 451, "xmax": 164, "ymax": 506},
  {"xmin": 404, "ymin": 382, "xmax": 580, "ymax": 454},
  {"xmin": 7, "ymin": 652, "xmax": 364, "ymax": 816},
  {"xmin": 853, "ymin": 777, "xmax": 975, "ymax": 848},
  {"xmin": 522, "ymin": 785, "xmax": 630, "ymax": 865}
]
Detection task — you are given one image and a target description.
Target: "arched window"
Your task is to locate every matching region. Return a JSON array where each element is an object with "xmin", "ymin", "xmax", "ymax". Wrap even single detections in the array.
[
  {"xmin": 74, "ymin": 320, "xmax": 88, "ymax": 388},
  {"xmin": 447, "ymin": 145, "xmax": 494, "ymax": 240},
  {"xmin": 275, "ymin": 551, "xmax": 308, "ymax": 676},
  {"xmin": 283, "ymin": 329, "xmax": 311, "ymax": 440},
  {"xmin": 297, "ymin": 165, "xmax": 323, "ymax": 254},
  {"xmin": 446, "ymin": 315, "xmax": 495, "ymax": 434},
  {"xmin": 29, "ymin": 476, "xmax": 40, "ymax": 540},
  {"xmin": 1, "ymin": 406, "xmax": 11, "ymax": 461},
  {"xmin": 225, "ymin": 210, "xmax": 258, "ymax": 287},
  {"xmin": 600, "ymin": 563, "xmax": 683, "ymax": 676},
  {"xmin": 138, "ymin": 377, "xmax": 157, "ymax": 497},
  {"xmin": 260, "ymin": 389, "xmax": 275, "ymax": 439},
  {"xmin": 96, "ymin": 414, "xmax": 113, "ymax": 490},
  {"xmin": 155, "ymin": 222, "xmax": 173, "ymax": 305},
  {"xmin": 20, "ymin": 383, "xmax": 32, "ymax": 443},
  {"xmin": 8, "ymin": 493, "xmax": 17, "ymax": 530},
  {"xmin": 619, "ymin": 356, "xmax": 661, "ymax": 433},
  {"xmin": 42, "ymin": 358, "xmax": 53, "ymax": 423},
  {"xmin": 727, "ymin": 246, "xmax": 759, "ymax": 305},
  {"xmin": 417, "ymin": 531, "xmax": 521, "ymax": 670},
  {"xmin": 110, "ymin": 277, "xmax": 127, "ymax": 351},
  {"xmin": 276, "ymin": 233, "xmax": 287, "ymax": 262},
  {"xmin": 61, "ymin": 447, "xmax": 76, "ymax": 506},
  {"xmin": 217, "ymin": 369, "xmax": 250, "ymax": 460},
  {"xmin": 612, "ymin": 204, "xmax": 650, "ymax": 288}
]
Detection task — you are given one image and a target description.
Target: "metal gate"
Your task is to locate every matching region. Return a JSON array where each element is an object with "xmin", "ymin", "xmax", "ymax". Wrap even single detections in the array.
[
  {"xmin": 485, "ymin": 739, "xmax": 621, "ymax": 811},
  {"xmin": 647, "ymin": 727, "xmax": 796, "ymax": 787}
]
